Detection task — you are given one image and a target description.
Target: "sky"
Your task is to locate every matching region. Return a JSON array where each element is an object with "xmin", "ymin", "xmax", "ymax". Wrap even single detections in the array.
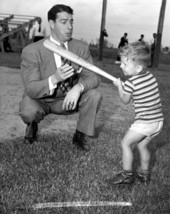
[{"xmin": 1, "ymin": 0, "xmax": 170, "ymax": 47}]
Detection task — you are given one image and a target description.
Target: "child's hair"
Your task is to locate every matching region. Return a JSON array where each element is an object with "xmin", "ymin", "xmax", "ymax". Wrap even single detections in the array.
[{"xmin": 119, "ymin": 41, "xmax": 151, "ymax": 67}]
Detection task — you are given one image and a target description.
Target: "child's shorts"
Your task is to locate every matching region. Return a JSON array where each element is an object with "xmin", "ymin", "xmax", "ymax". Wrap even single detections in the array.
[{"xmin": 130, "ymin": 120, "xmax": 163, "ymax": 138}]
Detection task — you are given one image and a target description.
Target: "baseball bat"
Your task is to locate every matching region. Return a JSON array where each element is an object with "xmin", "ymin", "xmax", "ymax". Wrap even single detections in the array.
[{"xmin": 43, "ymin": 39, "xmax": 117, "ymax": 82}]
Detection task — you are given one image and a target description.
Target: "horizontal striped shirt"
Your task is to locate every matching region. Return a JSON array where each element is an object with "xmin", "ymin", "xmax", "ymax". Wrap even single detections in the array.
[{"xmin": 123, "ymin": 71, "xmax": 163, "ymax": 123}]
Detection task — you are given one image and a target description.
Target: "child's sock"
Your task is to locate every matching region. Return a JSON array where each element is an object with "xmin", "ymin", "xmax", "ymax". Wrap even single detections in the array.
[
  {"xmin": 123, "ymin": 170, "xmax": 133, "ymax": 176},
  {"xmin": 137, "ymin": 168, "xmax": 150, "ymax": 184}
]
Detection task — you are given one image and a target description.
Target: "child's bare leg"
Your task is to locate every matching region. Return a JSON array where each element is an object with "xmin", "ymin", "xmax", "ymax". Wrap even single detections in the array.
[
  {"xmin": 107, "ymin": 129, "xmax": 146, "ymax": 185},
  {"xmin": 121, "ymin": 129, "xmax": 146, "ymax": 171},
  {"xmin": 137, "ymin": 137, "xmax": 152, "ymax": 171},
  {"xmin": 136, "ymin": 137, "xmax": 152, "ymax": 184}
]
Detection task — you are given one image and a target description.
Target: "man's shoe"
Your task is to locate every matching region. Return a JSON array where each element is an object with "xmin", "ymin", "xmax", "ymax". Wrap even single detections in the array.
[
  {"xmin": 24, "ymin": 122, "xmax": 38, "ymax": 144},
  {"xmin": 107, "ymin": 171, "xmax": 135, "ymax": 185},
  {"xmin": 72, "ymin": 130, "xmax": 91, "ymax": 151},
  {"xmin": 137, "ymin": 171, "xmax": 150, "ymax": 185}
]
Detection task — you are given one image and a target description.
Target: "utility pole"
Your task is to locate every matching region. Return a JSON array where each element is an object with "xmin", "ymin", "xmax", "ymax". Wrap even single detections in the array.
[
  {"xmin": 99, "ymin": 0, "xmax": 107, "ymax": 61},
  {"xmin": 153, "ymin": 0, "xmax": 167, "ymax": 67}
]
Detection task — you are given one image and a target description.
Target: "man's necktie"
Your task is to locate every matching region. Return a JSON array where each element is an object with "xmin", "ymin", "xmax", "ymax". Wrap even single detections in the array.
[
  {"xmin": 60, "ymin": 44, "xmax": 70, "ymax": 65},
  {"xmin": 59, "ymin": 43, "xmax": 73, "ymax": 93}
]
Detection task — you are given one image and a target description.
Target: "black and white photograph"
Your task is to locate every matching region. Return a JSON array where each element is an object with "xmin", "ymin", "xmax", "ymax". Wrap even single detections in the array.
[{"xmin": 0, "ymin": 0, "xmax": 169, "ymax": 213}]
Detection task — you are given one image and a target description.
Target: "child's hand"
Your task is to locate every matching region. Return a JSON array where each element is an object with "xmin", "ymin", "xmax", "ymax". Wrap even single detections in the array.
[
  {"xmin": 117, "ymin": 78, "xmax": 125, "ymax": 87},
  {"xmin": 113, "ymin": 78, "xmax": 122, "ymax": 87},
  {"xmin": 113, "ymin": 79, "xmax": 118, "ymax": 87},
  {"xmin": 113, "ymin": 78, "xmax": 125, "ymax": 89},
  {"xmin": 117, "ymin": 78, "xmax": 122, "ymax": 87}
]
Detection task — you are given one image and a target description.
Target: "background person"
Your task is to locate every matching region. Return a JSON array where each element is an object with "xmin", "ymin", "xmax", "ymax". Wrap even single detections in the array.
[
  {"xmin": 115, "ymin": 32, "xmax": 128, "ymax": 64},
  {"xmin": 30, "ymin": 17, "xmax": 46, "ymax": 42},
  {"xmin": 1, "ymin": 22, "xmax": 12, "ymax": 52},
  {"xmin": 19, "ymin": 4, "xmax": 102, "ymax": 151},
  {"xmin": 150, "ymin": 33, "xmax": 157, "ymax": 67},
  {"xmin": 138, "ymin": 34, "xmax": 145, "ymax": 43}
]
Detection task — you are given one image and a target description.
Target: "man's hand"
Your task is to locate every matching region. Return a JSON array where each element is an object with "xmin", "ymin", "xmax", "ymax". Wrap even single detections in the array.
[
  {"xmin": 57, "ymin": 64, "xmax": 74, "ymax": 81},
  {"xmin": 51, "ymin": 64, "xmax": 74, "ymax": 85},
  {"xmin": 62, "ymin": 84, "xmax": 82, "ymax": 111}
]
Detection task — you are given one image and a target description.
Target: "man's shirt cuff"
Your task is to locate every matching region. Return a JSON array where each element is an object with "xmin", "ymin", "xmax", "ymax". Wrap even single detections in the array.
[{"xmin": 78, "ymin": 83, "xmax": 84, "ymax": 92}]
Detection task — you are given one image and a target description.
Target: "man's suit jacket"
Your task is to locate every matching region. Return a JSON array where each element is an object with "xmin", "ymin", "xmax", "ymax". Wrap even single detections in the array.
[{"xmin": 21, "ymin": 37, "xmax": 101, "ymax": 100}]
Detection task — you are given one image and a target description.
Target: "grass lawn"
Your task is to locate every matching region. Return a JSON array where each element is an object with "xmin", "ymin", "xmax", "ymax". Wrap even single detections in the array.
[{"xmin": 0, "ymin": 47, "xmax": 170, "ymax": 214}]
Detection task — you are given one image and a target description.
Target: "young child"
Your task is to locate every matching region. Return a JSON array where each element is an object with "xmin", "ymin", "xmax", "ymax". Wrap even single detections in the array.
[{"xmin": 110, "ymin": 41, "xmax": 164, "ymax": 185}]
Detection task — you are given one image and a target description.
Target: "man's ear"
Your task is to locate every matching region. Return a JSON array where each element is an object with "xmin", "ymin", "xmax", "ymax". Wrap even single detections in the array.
[{"xmin": 49, "ymin": 20, "xmax": 54, "ymax": 29}]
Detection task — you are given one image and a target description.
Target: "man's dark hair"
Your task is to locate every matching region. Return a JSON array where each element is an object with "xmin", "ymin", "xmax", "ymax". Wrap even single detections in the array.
[{"xmin": 48, "ymin": 4, "xmax": 73, "ymax": 21}]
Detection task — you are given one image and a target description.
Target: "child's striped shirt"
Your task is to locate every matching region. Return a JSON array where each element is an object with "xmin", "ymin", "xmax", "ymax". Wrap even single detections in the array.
[{"xmin": 123, "ymin": 71, "xmax": 163, "ymax": 123}]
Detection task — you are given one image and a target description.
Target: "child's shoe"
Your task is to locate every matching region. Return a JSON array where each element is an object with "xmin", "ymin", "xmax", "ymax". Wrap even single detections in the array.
[
  {"xmin": 137, "ymin": 170, "xmax": 150, "ymax": 185},
  {"xmin": 107, "ymin": 171, "xmax": 135, "ymax": 185}
]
